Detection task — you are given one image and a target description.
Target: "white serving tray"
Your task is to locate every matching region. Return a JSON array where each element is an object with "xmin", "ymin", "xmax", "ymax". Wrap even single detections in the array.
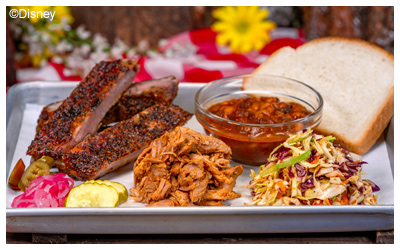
[{"xmin": 6, "ymin": 81, "xmax": 394, "ymax": 234}]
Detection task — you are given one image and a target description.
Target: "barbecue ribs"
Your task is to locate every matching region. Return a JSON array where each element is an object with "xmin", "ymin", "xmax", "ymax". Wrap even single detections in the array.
[
  {"xmin": 27, "ymin": 59, "xmax": 139, "ymax": 159},
  {"xmin": 35, "ymin": 76, "xmax": 178, "ymax": 132},
  {"xmin": 62, "ymin": 103, "xmax": 193, "ymax": 180}
]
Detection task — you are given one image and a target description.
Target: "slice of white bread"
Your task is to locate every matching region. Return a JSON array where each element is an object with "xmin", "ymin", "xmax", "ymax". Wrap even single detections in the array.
[{"xmin": 245, "ymin": 37, "xmax": 394, "ymax": 155}]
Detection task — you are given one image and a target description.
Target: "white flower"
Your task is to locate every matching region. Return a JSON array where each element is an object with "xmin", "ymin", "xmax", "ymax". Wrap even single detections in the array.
[
  {"xmin": 39, "ymin": 59, "xmax": 48, "ymax": 67},
  {"xmin": 110, "ymin": 38, "xmax": 128, "ymax": 59},
  {"xmin": 63, "ymin": 68, "xmax": 73, "ymax": 76},
  {"xmin": 52, "ymin": 56, "xmax": 63, "ymax": 64},
  {"xmin": 147, "ymin": 50, "xmax": 161, "ymax": 59},
  {"xmin": 60, "ymin": 18, "xmax": 71, "ymax": 31},
  {"xmin": 55, "ymin": 40, "xmax": 73, "ymax": 53},
  {"xmin": 110, "ymin": 47, "xmax": 123, "ymax": 59},
  {"xmin": 161, "ymin": 41, "xmax": 197, "ymax": 59},
  {"xmin": 28, "ymin": 43, "xmax": 42, "ymax": 56},
  {"xmin": 22, "ymin": 32, "xmax": 39, "ymax": 43},
  {"xmin": 164, "ymin": 48, "xmax": 174, "ymax": 58},
  {"xmin": 158, "ymin": 38, "xmax": 168, "ymax": 48},
  {"xmin": 26, "ymin": 23, "xmax": 35, "ymax": 34},
  {"xmin": 40, "ymin": 31, "xmax": 51, "ymax": 43},
  {"xmin": 76, "ymin": 25, "xmax": 91, "ymax": 40},
  {"xmin": 93, "ymin": 33, "xmax": 109, "ymax": 51},
  {"xmin": 90, "ymin": 50, "xmax": 109, "ymax": 63},
  {"xmin": 137, "ymin": 39, "xmax": 150, "ymax": 53},
  {"xmin": 80, "ymin": 44, "xmax": 92, "ymax": 56},
  {"xmin": 126, "ymin": 48, "xmax": 137, "ymax": 59}
]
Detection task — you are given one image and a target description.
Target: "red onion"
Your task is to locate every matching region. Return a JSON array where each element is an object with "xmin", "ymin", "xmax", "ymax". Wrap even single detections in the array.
[{"xmin": 11, "ymin": 173, "xmax": 74, "ymax": 208}]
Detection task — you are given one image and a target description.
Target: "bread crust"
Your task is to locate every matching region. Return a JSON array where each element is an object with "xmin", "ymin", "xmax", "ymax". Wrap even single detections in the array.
[{"xmin": 248, "ymin": 37, "xmax": 394, "ymax": 155}]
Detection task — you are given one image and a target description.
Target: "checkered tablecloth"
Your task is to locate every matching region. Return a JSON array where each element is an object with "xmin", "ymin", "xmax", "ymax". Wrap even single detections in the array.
[{"xmin": 17, "ymin": 27, "xmax": 305, "ymax": 83}]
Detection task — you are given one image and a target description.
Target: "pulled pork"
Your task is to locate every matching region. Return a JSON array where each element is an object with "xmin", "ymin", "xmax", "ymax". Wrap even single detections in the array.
[{"xmin": 130, "ymin": 126, "xmax": 243, "ymax": 206}]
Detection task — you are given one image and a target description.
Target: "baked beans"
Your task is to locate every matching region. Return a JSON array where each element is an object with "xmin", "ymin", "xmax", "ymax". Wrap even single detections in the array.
[
  {"xmin": 201, "ymin": 95, "xmax": 312, "ymax": 165},
  {"xmin": 207, "ymin": 96, "xmax": 311, "ymax": 124}
]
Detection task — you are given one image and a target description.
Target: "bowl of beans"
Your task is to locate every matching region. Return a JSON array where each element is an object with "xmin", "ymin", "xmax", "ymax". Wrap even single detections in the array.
[{"xmin": 195, "ymin": 74, "xmax": 323, "ymax": 166}]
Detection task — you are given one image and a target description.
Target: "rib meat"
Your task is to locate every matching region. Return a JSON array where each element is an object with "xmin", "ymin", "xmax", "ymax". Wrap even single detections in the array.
[
  {"xmin": 118, "ymin": 76, "xmax": 178, "ymax": 120},
  {"xmin": 35, "ymin": 101, "xmax": 62, "ymax": 134},
  {"xmin": 103, "ymin": 75, "xmax": 179, "ymax": 123},
  {"xmin": 27, "ymin": 59, "xmax": 139, "ymax": 159},
  {"xmin": 35, "ymin": 76, "xmax": 179, "ymax": 132},
  {"xmin": 61, "ymin": 103, "xmax": 192, "ymax": 180}
]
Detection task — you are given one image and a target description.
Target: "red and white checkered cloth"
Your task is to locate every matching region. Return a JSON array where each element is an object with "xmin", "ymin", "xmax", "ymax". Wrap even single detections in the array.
[{"xmin": 17, "ymin": 27, "xmax": 304, "ymax": 83}]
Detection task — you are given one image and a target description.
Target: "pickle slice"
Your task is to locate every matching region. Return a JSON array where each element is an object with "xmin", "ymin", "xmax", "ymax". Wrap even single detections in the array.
[
  {"xmin": 85, "ymin": 180, "xmax": 128, "ymax": 204},
  {"xmin": 18, "ymin": 156, "xmax": 52, "ymax": 191},
  {"xmin": 64, "ymin": 183, "xmax": 119, "ymax": 207},
  {"xmin": 103, "ymin": 180, "xmax": 128, "ymax": 204}
]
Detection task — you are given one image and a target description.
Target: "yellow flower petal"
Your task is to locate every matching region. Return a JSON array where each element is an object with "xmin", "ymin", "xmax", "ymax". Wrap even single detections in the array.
[
  {"xmin": 212, "ymin": 6, "xmax": 276, "ymax": 53},
  {"xmin": 216, "ymin": 33, "xmax": 230, "ymax": 46},
  {"xmin": 254, "ymin": 8, "xmax": 268, "ymax": 21},
  {"xmin": 241, "ymin": 42, "xmax": 253, "ymax": 54},
  {"xmin": 254, "ymin": 39, "xmax": 266, "ymax": 51},
  {"xmin": 212, "ymin": 22, "xmax": 233, "ymax": 32}
]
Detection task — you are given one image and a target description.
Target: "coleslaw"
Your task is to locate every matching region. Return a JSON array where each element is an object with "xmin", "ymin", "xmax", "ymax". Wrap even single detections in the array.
[{"xmin": 246, "ymin": 128, "xmax": 380, "ymax": 206}]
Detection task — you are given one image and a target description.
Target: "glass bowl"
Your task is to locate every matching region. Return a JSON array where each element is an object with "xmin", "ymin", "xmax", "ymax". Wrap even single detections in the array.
[{"xmin": 195, "ymin": 74, "xmax": 323, "ymax": 166}]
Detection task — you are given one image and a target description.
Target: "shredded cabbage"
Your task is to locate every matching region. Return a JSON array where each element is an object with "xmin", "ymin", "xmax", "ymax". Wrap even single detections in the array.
[{"xmin": 246, "ymin": 128, "xmax": 379, "ymax": 206}]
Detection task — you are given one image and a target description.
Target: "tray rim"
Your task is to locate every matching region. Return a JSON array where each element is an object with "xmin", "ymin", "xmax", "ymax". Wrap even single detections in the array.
[{"xmin": 7, "ymin": 204, "xmax": 394, "ymax": 217}]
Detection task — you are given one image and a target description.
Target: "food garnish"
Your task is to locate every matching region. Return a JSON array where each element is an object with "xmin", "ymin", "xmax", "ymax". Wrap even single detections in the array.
[
  {"xmin": 246, "ymin": 128, "xmax": 380, "ymax": 206},
  {"xmin": 64, "ymin": 180, "xmax": 127, "ymax": 207},
  {"xmin": 18, "ymin": 156, "xmax": 54, "ymax": 191},
  {"xmin": 11, "ymin": 173, "xmax": 74, "ymax": 208},
  {"xmin": 130, "ymin": 126, "xmax": 243, "ymax": 206},
  {"xmin": 8, "ymin": 159, "xmax": 26, "ymax": 190}
]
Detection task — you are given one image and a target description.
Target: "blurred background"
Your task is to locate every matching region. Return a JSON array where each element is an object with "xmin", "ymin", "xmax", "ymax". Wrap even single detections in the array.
[{"xmin": 6, "ymin": 6, "xmax": 394, "ymax": 90}]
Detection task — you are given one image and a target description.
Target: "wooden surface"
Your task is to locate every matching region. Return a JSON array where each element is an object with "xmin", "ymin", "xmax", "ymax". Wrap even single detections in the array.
[
  {"xmin": 70, "ymin": 6, "xmax": 214, "ymax": 47},
  {"xmin": 301, "ymin": 6, "xmax": 394, "ymax": 53},
  {"xmin": 7, "ymin": 230, "xmax": 393, "ymax": 244},
  {"xmin": 69, "ymin": 6, "xmax": 394, "ymax": 53}
]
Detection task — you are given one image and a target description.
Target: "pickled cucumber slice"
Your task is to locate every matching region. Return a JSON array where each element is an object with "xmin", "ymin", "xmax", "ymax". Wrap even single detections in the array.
[
  {"xmin": 64, "ymin": 183, "xmax": 119, "ymax": 207},
  {"xmin": 103, "ymin": 180, "xmax": 128, "ymax": 203},
  {"xmin": 84, "ymin": 180, "xmax": 128, "ymax": 204},
  {"xmin": 18, "ymin": 156, "xmax": 52, "ymax": 191}
]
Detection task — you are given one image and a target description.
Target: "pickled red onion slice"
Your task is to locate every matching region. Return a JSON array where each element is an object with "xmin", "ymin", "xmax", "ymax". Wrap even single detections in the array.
[{"xmin": 11, "ymin": 173, "xmax": 74, "ymax": 208}]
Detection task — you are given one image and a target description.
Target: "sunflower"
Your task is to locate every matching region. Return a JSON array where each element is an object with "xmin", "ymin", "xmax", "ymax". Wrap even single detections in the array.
[{"xmin": 212, "ymin": 6, "xmax": 276, "ymax": 53}]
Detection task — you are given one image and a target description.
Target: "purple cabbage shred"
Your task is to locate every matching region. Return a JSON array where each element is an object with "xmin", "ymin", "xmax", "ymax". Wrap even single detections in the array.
[
  {"xmin": 295, "ymin": 163, "xmax": 307, "ymax": 177},
  {"xmin": 300, "ymin": 177, "xmax": 314, "ymax": 192},
  {"xmin": 288, "ymin": 168, "xmax": 295, "ymax": 178}
]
